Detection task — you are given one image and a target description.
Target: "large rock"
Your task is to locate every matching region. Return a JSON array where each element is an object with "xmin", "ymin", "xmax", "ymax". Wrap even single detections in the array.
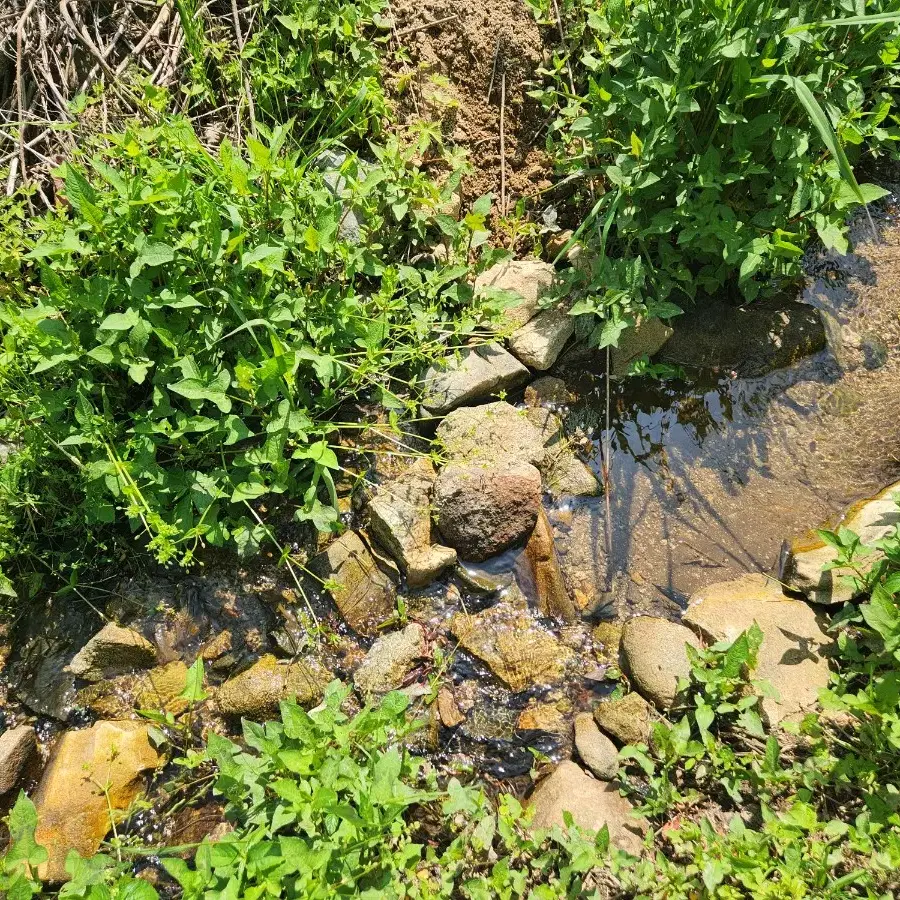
[
  {"xmin": 367, "ymin": 459, "xmax": 457, "ymax": 589},
  {"xmin": 528, "ymin": 761, "xmax": 644, "ymax": 854},
  {"xmin": 684, "ymin": 574, "xmax": 831, "ymax": 726},
  {"xmin": 525, "ymin": 508, "xmax": 576, "ymax": 622},
  {"xmin": 216, "ymin": 655, "xmax": 332, "ymax": 719},
  {"xmin": 353, "ymin": 624, "xmax": 427, "ymax": 696},
  {"xmin": 309, "ymin": 531, "xmax": 396, "ymax": 635},
  {"xmin": 610, "ymin": 318, "xmax": 674, "ymax": 376},
  {"xmin": 779, "ymin": 479, "xmax": 900, "ymax": 605},
  {"xmin": 593, "ymin": 692, "xmax": 651, "ymax": 746},
  {"xmin": 434, "ymin": 461, "xmax": 541, "ymax": 561},
  {"xmin": 474, "ymin": 259, "xmax": 556, "ymax": 329},
  {"xmin": 33, "ymin": 721, "xmax": 161, "ymax": 881},
  {"xmin": 421, "ymin": 344, "xmax": 529, "ymax": 416},
  {"xmin": 574, "ymin": 713, "xmax": 619, "ymax": 780},
  {"xmin": 621, "ymin": 617, "xmax": 701, "ymax": 709},
  {"xmin": 450, "ymin": 601, "xmax": 573, "ymax": 692},
  {"xmin": 507, "ymin": 306, "xmax": 575, "ymax": 370},
  {"xmin": 659, "ymin": 297, "xmax": 825, "ymax": 377},
  {"xmin": 0, "ymin": 725, "xmax": 37, "ymax": 795},
  {"xmin": 67, "ymin": 623, "xmax": 157, "ymax": 682},
  {"xmin": 542, "ymin": 445, "xmax": 601, "ymax": 497}
]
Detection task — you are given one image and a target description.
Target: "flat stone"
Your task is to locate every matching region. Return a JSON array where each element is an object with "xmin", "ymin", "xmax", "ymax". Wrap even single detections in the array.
[
  {"xmin": 574, "ymin": 712, "xmax": 619, "ymax": 780},
  {"xmin": 435, "ymin": 461, "xmax": 541, "ymax": 561},
  {"xmin": 474, "ymin": 259, "xmax": 556, "ymax": 329},
  {"xmin": 421, "ymin": 344, "xmax": 529, "ymax": 416},
  {"xmin": 525, "ymin": 507, "xmax": 576, "ymax": 622},
  {"xmin": 611, "ymin": 318, "xmax": 674, "ymax": 376},
  {"xmin": 528, "ymin": 761, "xmax": 644, "ymax": 854},
  {"xmin": 309, "ymin": 531, "xmax": 396, "ymax": 635},
  {"xmin": 216, "ymin": 655, "xmax": 332, "ymax": 719},
  {"xmin": 621, "ymin": 617, "xmax": 701, "ymax": 709},
  {"xmin": 368, "ymin": 459, "xmax": 457, "ymax": 589},
  {"xmin": 450, "ymin": 601, "xmax": 573, "ymax": 692},
  {"xmin": 34, "ymin": 720, "xmax": 161, "ymax": 882},
  {"xmin": 507, "ymin": 306, "xmax": 575, "ymax": 370},
  {"xmin": 353, "ymin": 624, "xmax": 427, "ymax": 696},
  {"xmin": 593, "ymin": 692, "xmax": 651, "ymax": 746},
  {"xmin": 684, "ymin": 574, "xmax": 831, "ymax": 726},
  {"xmin": 780, "ymin": 479, "xmax": 900, "ymax": 605},
  {"xmin": 525, "ymin": 376, "xmax": 570, "ymax": 408},
  {"xmin": 436, "ymin": 687, "xmax": 465, "ymax": 727},
  {"xmin": 67, "ymin": 623, "xmax": 157, "ymax": 682},
  {"xmin": 0, "ymin": 725, "xmax": 37, "ymax": 795},
  {"xmin": 517, "ymin": 702, "xmax": 568, "ymax": 734}
]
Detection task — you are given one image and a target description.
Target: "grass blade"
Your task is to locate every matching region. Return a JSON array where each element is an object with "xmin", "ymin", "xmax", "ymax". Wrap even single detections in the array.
[{"xmin": 785, "ymin": 11, "xmax": 900, "ymax": 34}]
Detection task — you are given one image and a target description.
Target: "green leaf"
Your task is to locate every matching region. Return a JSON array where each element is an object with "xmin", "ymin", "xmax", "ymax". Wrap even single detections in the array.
[
  {"xmin": 180, "ymin": 658, "xmax": 208, "ymax": 702},
  {"xmin": 99, "ymin": 308, "xmax": 141, "ymax": 331}
]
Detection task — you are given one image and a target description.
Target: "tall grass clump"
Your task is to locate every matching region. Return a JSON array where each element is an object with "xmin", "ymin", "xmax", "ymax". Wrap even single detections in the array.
[{"xmin": 530, "ymin": 0, "xmax": 900, "ymax": 345}]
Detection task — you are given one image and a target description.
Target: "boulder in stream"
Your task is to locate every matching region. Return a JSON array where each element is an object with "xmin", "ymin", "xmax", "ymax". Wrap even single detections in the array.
[
  {"xmin": 216, "ymin": 655, "xmax": 332, "ymax": 719},
  {"xmin": 0, "ymin": 725, "xmax": 37, "ymax": 795},
  {"xmin": 593, "ymin": 691, "xmax": 651, "ymax": 747},
  {"xmin": 474, "ymin": 258, "xmax": 556, "ymax": 330},
  {"xmin": 779, "ymin": 479, "xmax": 900, "ymax": 605},
  {"xmin": 574, "ymin": 712, "xmax": 619, "ymax": 780},
  {"xmin": 353, "ymin": 624, "xmax": 427, "ymax": 696},
  {"xmin": 33, "ymin": 720, "xmax": 161, "ymax": 882},
  {"xmin": 507, "ymin": 306, "xmax": 575, "ymax": 370},
  {"xmin": 621, "ymin": 616, "xmax": 701, "ymax": 709},
  {"xmin": 67, "ymin": 623, "xmax": 157, "ymax": 683}
]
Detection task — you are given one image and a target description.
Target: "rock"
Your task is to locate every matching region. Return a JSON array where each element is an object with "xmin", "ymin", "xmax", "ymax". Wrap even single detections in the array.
[
  {"xmin": 517, "ymin": 702, "xmax": 568, "ymax": 734},
  {"xmin": 368, "ymin": 459, "xmax": 457, "ymax": 589},
  {"xmin": 0, "ymin": 725, "xmax": 37, "ymax": 795},
  {"xmin": 610, "ymin": 318, "xmax": 674, "ymax": 377},
  {"xmin": 779, "ymin": 480, "xmax": 900, "ymax": 605},
  {"xmin": 659, "ymin": 297, "xmax": 825, "ymax": 377},
  {"xmin": 823, "ymin": 318, "xmax": 890, "ymax": 372},
  {"xmin": 542, "ymin": 446, "xmax": 601, "ymax": 497},
  {"xmin": 309, "ymin": 531, "xmax": 396, "ymax": 635},
  {"xmin": 76, "ymin": 676, "xmax": 137, "ymax": 719},
  {"xmin": 216, "ymin": 655, "xmax": 332, "ymax": 719},
  {"xmin": 434, "ymin": 461, "xmax": 541, "ymax": 561},
  {"xmin": 421, "ymin": 344, "xmax": 530, "ymax": 416},
  {"xmin": 474, "ymin": 259, "xmax": 556, "ymax": 330},
  {"xmin": 525, "ymin": 376, "xmax": 570, "ymax": 408},
  {"xmin": 621, "ymin": 617, "xmax": 701, "ymax": 709},
  {"xmin": 436, "ymin": 687, "xmax": 465, "ymax": 728},
  {"xmin": 200, "ymin": 630, "xmax": 233, "ymax": 662},
  {"xmin": 450, "ymin": 601, "xmax": 573, "ymax": 692},
  {"xmin": 507, "ymin": 306, "xmax": 575, "ymax": 370},
  {"xmin": 316, "ymin": 150, "xmax": 364, "ymax": 245},
  {"xmin": 594, "ymin": 692, "xmax": 651, "ymax": 746},
  {"xmin": 134, "ymin": 661, "xmax": 189, "ymax": 716},
  {"xmin": 684, "ymin": 574, "xmax": 831, "ymax": 726},
  {"xmin": 353, "ymin": 624, "xmax": 427, "ymax": 696},
  {"xmin": 33, "ymin": 721, "xmax": 161, "ymax": 882},
  {"xmin": 574, "ymin": 713, "xmax": 619, "ymax": 780},
  {"xmin": 436, "ymin": 400, "xmax": 547, "ymax": 468},
  {"xmin": 592, "ymin": 622, "xmax": 623, "ymax": 662},
  {"xmin": 67, "ymin": 623, "xmax": 157, "ymax": 682},
  {"xmin": 528, "ymin": 761, "xmax": 644, "ymax": 854},
  {"xmin": 525, "ymin": 507, "xmax": 576, "ymax": 622}
]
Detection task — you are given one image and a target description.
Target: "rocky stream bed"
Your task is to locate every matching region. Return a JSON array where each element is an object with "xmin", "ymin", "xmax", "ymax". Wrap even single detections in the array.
[{"xmin": 3, "ymin": 207, "xmax": 900, "ymax": 881}]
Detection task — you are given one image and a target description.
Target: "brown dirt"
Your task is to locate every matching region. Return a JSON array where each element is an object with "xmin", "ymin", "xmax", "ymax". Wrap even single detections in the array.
[{"xmin": 386, "ymin": 0, "xmax": 554, "ymax": 208}]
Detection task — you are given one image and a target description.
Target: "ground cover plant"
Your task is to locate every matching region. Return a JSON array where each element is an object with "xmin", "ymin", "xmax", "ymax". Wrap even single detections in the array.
[{"xmin": 529, "ymin": 0, "xmax": 900, "ymax": 347}]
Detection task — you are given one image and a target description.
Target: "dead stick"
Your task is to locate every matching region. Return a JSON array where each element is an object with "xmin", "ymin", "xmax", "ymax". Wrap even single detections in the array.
[
  {"xmin": 393, "ymin": 14, "xmax": 456, "ymax": 38},
  {"xmin": 16, "ymin": 0, "xmax": 39, "ymax": 191},
  {"xmin": 499, "ymin": 69, "xmax": 507, "ymax": 217}
]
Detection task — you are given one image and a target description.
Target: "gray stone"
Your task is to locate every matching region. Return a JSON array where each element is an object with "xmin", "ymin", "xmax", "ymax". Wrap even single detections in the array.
[
  {"xmin": 0, "ymin": 725, "xmax": 37, "ymax": 794},
  {"xmin": 316, "ymin": 150, "xmax": 363, "ymax": 245},
  {"xmin": 67, "ymin": 623, "xmax": 157, "ymax": 683},
  {"xmin": 593, "ymin": 692, "xmax": 651, "ymax": 746},
  {"xmin": 367, "ymin": 459, "xmax": 457, "ymax": 589},
  {"xmin": 685, "ymin": 574, "xmax": 831, "ymax": 726},
  {"xmin": 309, "ymin": 531, "xmax": 396, "ymax": 635},
  {"xmin": 474, "ymin": 259, "xmax": 556, "ymax": 330},
  {"xmin": 507, "ymin": 306, "xmax": 575, "ymax": 370},
  {"xmin": 611, "ymin": 318, "xmax": 674, "ymax": 376},
  {"xmin": 216, "ymin": 655, "xmax": 332, "ymax": 719},
  {"xmin": 780, "ymin": 479, "xmax": 900, "ymax": 605},
  {"xmin": 621, "ymin": 616, "xmax": 701, "ymax": 709},
  {"xmin": 353, "ymin": 624, "xmax": 427, "ymax": 696},
  {"xmin": 528, "ymin": 761, "xmax": 644, "ymax": 854},
  {"xmin": 434, "ymin": 461, "xmax": 541, "ymax": 561},
  {"xmin": 421, "ymin": 344, "xmax": 530, "ymax": 416},
  {"xmin": 574, "ymin": 713, "xmax": 619, "ymax": 780}
]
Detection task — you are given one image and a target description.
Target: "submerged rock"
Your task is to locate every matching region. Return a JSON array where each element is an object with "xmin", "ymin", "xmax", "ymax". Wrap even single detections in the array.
[
  {"xmin": 309, "ymin": 530, "xmax": 396, "ymax": 635},
  {"xmin": 574, "ymin": 712, "xmax": 619, "ymax": 780},
  {"xmin": 67, "ymin": 623, "xmax": 157, "ymax": 683},
  {"xmin": 474, "ymin": 258, "xmax": 556, "ymax": 330},
  {"xmin": 367, "ymin": 459, "xmax": 457, "ymax": 589},
  {"xmin": 517, "ymin": 701, "xmax": 568, "ymax": 734},
  {"xmin": 34, "ymin": 720, "xmax": 161, "ymax": 882},
  {"xmin": 780, "ymin": 479, "xmax": 900, "ymax": 605},
  {"xmin": 434, "ymin": 461, "xmax": 541, "ymax": 561},
  {"xmin": 353, "ymin": 624, "xmax": 427, "ymax": 696},
  {"xmin": 436, "ymin": 687, "xmax": 465, "ymax": 728},
  {"xmin": 592, "ymin": 622, "xmax": 623, "ymax": 663},
  {"xmin": 525, "ymin": 376, "xmax": 570, "ymax": 408},
  {"xmin": 450, "ymin": 601, "xmax": 573, "ymax": 692},
  {"xmin": 421, "ymin": 344, "xmax": 529, "ymax": 416},
  {"xmin": 134, "ymin": 661, "xmax": 190, "ymax": 716},
  {"xmin": 621, "ymin": 617, "xmax": 701, "ymax": 709},
  {"xmin": 216, "ymin": 655, "xmax": 332, "ymax": 719},
  {"xmin": 593, "ymin": 692, "xmax": 651, "ymax": 747},
  {"xmin": 528, "ymin": 761, "xmax": 644, "ymax": 854},
  {"xmin": 0, "ymin": 725, "xmax": 37, "ymax": 795},
  {"xmin": 685, "ymin": 574, "xmax": 831, "ymax": 726},
  {"xmin": 610, "ymin": 318, "xmax": 674, "ymax": 377},
  {"xmin": 525, "ymin": 508, "xmax": 576, "ymax": 622},
  {"xmin": 507, "ymin": 306, "xmax": 575, "ymax": 370}
]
